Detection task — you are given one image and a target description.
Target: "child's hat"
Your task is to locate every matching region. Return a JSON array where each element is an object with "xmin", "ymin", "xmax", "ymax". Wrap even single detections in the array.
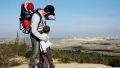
[{"xmin": 26, "ymin": 2, "xmax": 34, "ymax": 11}]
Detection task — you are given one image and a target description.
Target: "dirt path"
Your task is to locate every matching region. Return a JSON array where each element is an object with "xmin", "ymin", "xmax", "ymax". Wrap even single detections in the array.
[{"xmin": 10, "ymin": 63, "xmax": 119, "ymax": 68}]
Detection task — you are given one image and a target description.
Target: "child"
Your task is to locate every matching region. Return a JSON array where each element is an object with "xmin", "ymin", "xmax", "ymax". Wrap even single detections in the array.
[
  {"xmin": 20, "ymin": 1, "xmax": 34, "ymax": 33},
  {"xmin": 39, "ymin": 25, "xmax": 55, "ymax": 68},
  {"xmin": 20, "ymin": 1, "xmax": 34, "ymax": 19},
  {"xmin": 40, "ymin": 25, "xmax": 53, "ymax": 53}
]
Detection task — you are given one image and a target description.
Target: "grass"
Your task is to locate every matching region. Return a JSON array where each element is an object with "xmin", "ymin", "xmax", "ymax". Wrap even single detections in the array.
[
  {"xmin": 52, "ymin": 50, "xmax": 120, "ymax": 67},
  {"xmin": 0, "ymin": 43, "xmax": 120, "ymax": 67}
]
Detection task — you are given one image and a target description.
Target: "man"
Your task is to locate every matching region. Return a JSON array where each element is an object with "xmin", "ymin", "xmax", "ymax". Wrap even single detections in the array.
[{"xmin": 29, "ymin": 5, "xmax": 55, "ymax": 68}]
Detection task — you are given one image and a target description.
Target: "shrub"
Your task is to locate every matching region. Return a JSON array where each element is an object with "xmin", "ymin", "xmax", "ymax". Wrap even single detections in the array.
[
  {"xmin": 0, "ymin": 43, "xmax": 28, "ymax": 67},
  {"xmin": 59, "ymin": 57, "xmax": 71, "ymax": 63},
  {"xmin": 109, "ymin": 56, "xmax": 120, "ymax": 67},
  {"xmin": 9, "ymin": 56, "xmax": 26, "ymax": 67},
  {"xmin": 0, "ymin": 44, "xmax": 15, "ymax": 67}
]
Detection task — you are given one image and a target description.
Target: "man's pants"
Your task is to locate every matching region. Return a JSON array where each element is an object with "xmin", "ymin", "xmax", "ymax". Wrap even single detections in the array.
[{"xmin": 29, "ymin": 34, "xmax": 55, "ymax": 68}]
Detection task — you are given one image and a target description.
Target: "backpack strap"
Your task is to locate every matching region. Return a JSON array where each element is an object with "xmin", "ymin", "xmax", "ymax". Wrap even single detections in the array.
[
  {"xmin": 36, "ymin": 11, "xmax": 42, "ymax": 30},
  {"xmin": 35, "ymin": 10, "xmax": 46, "ymax": 30},
  {"xmin": 44, "ymin": 20, "xmax": 46, "ymax": 25}
]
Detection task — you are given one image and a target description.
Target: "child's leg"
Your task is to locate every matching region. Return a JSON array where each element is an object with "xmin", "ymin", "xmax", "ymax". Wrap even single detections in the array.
[
  {"xmin": 23, "ymin": 19, "xmax": 30, "ymax": 31},
  {"xmin": 39, "ymin": 47, "xmax": 55, "ymax": 68},
  {"xmin": 38, "ymin": 42, "xmax": 49, "ymax": 68},
  {"xmin": 46, "ymin": 47, "xmax": 55, "ymax": 68},
  {"xmin": 42, "ymin": 54, "xmax": 49, "ymax": 68},
  {"xmin": 38, "ymin": 52, "xmax": 49, "ymax": 68}
]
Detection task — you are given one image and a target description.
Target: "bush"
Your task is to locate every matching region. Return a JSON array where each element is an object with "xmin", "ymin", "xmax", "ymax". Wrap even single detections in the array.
[
  {"xmin": 9, "ymin": 56, "xmax": 26, "ymax": 67},
  {"xmin": 0, "ymin": 44, "xmax": 15, "ymax": 67},
  {"xmin": 0, "ymin": 43, "xmax": 28, "ymax": 67},
  {"xmin": 109, "ymin": 56, "xmax": 120, "ymax": 67},
  {"xmin": 25, "ymin": 47, "xmax": 32, "ymax": 58},
  {"xmin": 59, "ymin": 57, "xmax": 71, "ymax": 63}
]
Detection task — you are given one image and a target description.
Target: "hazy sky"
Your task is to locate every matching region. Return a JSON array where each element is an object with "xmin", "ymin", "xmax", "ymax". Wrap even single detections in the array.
[{"xmin": 0, "ymin": 0, "xmax": 120, "ymax": 38}]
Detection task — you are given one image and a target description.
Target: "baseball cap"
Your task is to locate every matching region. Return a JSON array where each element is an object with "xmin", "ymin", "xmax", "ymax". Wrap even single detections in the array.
[{"xmin": 44, "ymin": 5, "xmax": 55, "ymax": 16}]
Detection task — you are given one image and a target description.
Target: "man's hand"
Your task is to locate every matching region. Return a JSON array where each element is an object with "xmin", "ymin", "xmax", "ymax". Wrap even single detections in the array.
[
  {"xmin": 41, "ymin": 36, "xmax": 47, "ymax": 42},
  {"xmin": 46, "ymin": 15, "xmax": 56, "ymax": 20}
]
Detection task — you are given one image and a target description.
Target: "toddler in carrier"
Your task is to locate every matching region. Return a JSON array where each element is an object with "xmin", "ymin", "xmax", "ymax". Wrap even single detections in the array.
[{"xmin": 20, "ymin": 1, "xmax": 34, "ymax": 33}]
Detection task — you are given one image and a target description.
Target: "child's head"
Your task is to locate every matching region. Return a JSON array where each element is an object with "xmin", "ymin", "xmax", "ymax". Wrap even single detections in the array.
[
  {"xmin": 27, "ymin": 3, "xmax": 34, "ymax": 11},
  {"xmin": 43, "ymin": 25, "xmax": 50, "ymax": 33},
  {"xmin": 25, "ymin": 1, "xmax": 34, "ymax": 11}
]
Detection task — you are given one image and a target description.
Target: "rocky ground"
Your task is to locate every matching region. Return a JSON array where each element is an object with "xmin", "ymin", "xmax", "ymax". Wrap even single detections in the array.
[{"xmin": 10, "ymin": 63, "xmax": 120, "ymax": 68}]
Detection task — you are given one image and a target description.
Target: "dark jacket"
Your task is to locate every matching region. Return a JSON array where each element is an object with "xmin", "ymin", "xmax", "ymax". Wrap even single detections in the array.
[{"xmin": 20, "ymin": 4, "xmax": 32, "ymax": 20}]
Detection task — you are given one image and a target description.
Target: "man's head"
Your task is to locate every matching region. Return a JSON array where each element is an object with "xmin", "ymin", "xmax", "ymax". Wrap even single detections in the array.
[
  {"xmin": 43, "ymin": 25, "xmax": 50, "ymax": 33},
  {"xmin": 43, "ymin": 5, "xmax": 55, "ymax": 17}
]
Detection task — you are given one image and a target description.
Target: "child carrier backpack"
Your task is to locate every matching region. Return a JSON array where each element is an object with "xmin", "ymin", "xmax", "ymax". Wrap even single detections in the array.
[
  {"xmin": 19, "ymin": 1, "xmax": 34, "ymax": 34},
  {"xmin": 19, "ymin": 1, "xmax": 47, "ymax": 34}
]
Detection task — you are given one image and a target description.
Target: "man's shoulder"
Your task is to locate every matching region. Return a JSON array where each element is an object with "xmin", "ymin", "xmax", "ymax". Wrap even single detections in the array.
[
  {"xmin": 32, "ymin": 12, "xmax": 40, "ymax": 18},
  {"xmin": 32, "ymin": 10, "xmax": 42, "ymax": 18}
]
